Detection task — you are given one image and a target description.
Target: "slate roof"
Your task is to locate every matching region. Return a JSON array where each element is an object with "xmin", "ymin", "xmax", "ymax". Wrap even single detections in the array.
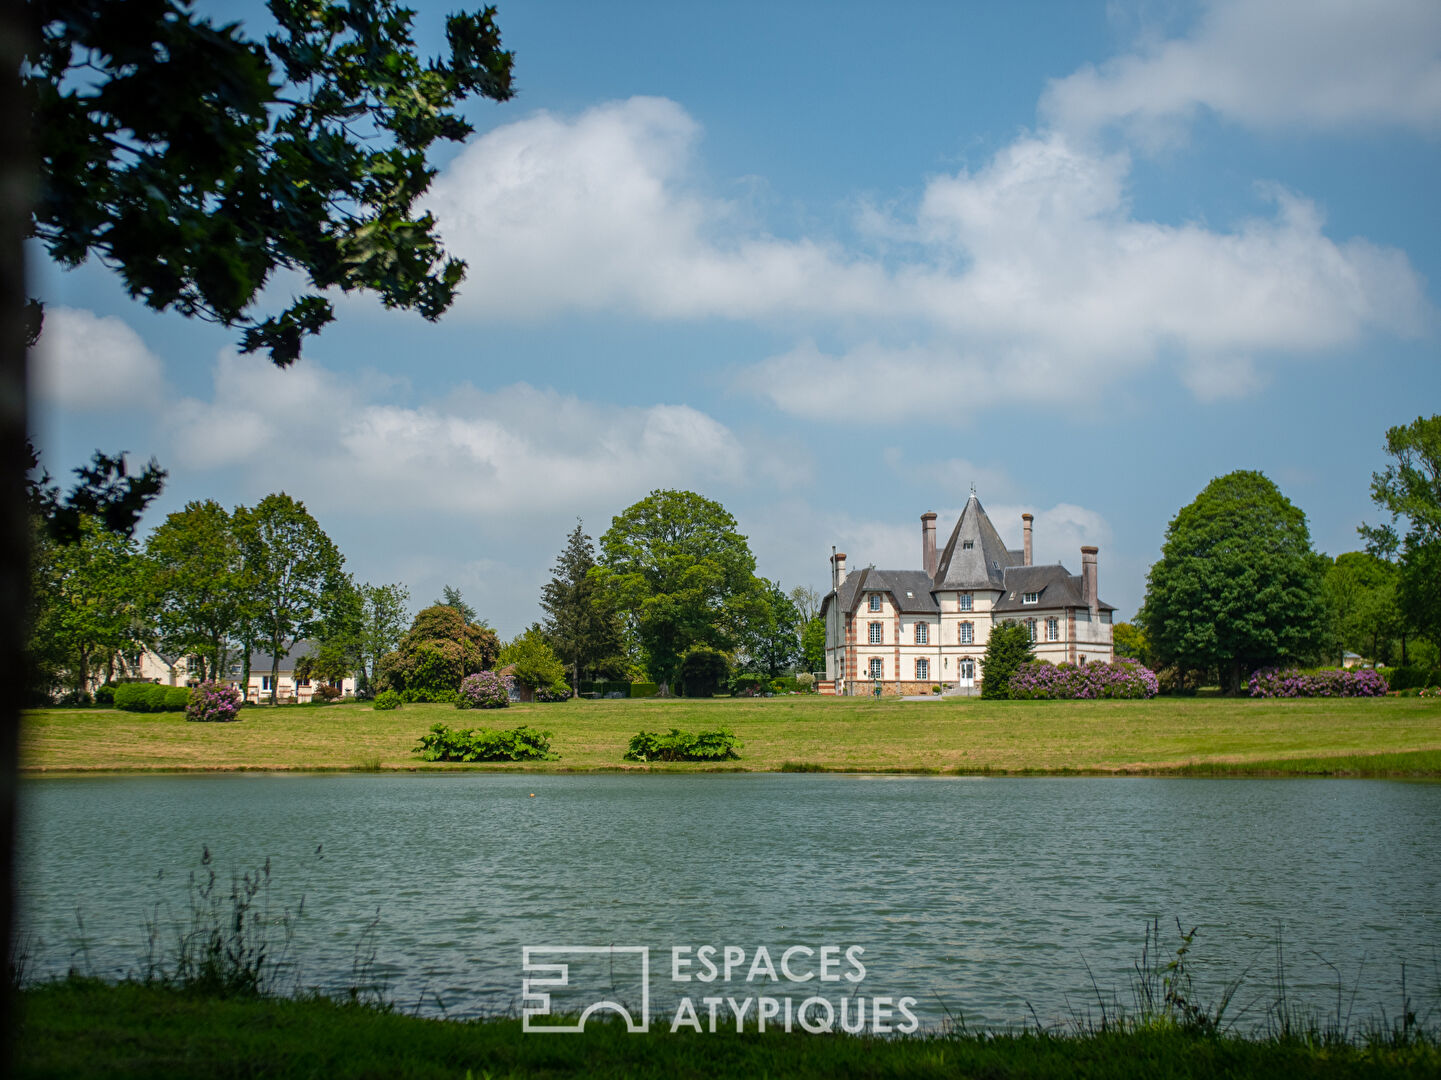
[
  {"xmin": 932, "ymin": 493, "xmax": 1024, "ymax": 590},
  {"xmin": 247, "ymin": 639, "xmax": 317, "ymax": 673},
  {"xmin": 821, "ymin": 493, "xmax": 1113, "ymax": 616},
  {"xmin": 991, "ymin": 564, "xmax": 1116, "ymax": 614}
]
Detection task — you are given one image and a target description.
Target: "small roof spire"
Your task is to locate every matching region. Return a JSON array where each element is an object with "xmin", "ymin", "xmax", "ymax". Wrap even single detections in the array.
[{"xmin": 969, "ymin": 482, "xmax": 977, "ymax": 498}]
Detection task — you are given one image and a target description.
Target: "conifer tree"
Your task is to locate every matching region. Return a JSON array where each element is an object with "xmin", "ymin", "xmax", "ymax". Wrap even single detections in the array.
[{"xmin": 541, "ymin": 520, "xmax": 623, "ymax": 693}]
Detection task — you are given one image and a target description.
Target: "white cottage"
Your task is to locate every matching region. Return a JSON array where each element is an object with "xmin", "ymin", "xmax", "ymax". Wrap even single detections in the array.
[{"xmin": 821, "ymin": 492, "xmax": 1115, "ymax": 696}]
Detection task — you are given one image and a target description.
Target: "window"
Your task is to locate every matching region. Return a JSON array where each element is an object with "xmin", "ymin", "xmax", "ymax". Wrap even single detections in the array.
[
  {"xmin": 915, "ymin": 658, "xmax": 929, "ymax": 681},
  {"xmin": 261, "ymin": 676, "xmax": 273, "ymax": 692},
  {"xmin": 959, "ymin": 592, "xmax": 973, "ymax": 611},
  {"xmin": 868, "ymin": 594, "xmax": 881, "ymax": 612},
  {"xmin": 869, "ymin": 658, "xmax": 884, "ymax": 680},
  {"xmin": 962, "ymin": 540, "xmax": 974, "ymax": 549},
  {"xmin": 1022, "ymin": 591, "xmax": 1039, "ymax": 605},
  {"xmin": 868, "ymin": 622, "xmax": 883, "ymax": 644},
  {"xmin": 1025, "ymin": 619, "xmax": 1037, "ymax": 642},
  {"xmin": 914, "ymin": 622, "xmax": 928, "ymax": 645},
  {"xmin": 1046, "ymin": 617, "xmax": 1059, "ymax": 641},
  {"xmin": 960, "ymin": 622, "xmax": 973, "ymax": 644}
]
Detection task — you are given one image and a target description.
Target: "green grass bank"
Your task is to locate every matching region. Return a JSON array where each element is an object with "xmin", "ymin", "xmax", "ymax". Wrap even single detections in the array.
[
  {"xmin": 21, "ymin": 695, "xmax": 1441, "ymax": 776},
  {"xmin": 17, "ymin": 980, "xmax": 1441, "ymax": 1080}
]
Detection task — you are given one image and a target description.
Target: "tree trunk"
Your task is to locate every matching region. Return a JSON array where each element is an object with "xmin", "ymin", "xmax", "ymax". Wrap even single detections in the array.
[
  {"xmin": 572, "ymin": 660, "xmax": 579, "ymax": 698},
  {"xmin": 270, "ymin": 644, "xmax": 281, "ymax": 705},
  {"xmin": 240, "ymin": 633, "xmax": 253, "ymax": 703},
  {"xmin": 1, "ymin": 4, "xmax": 30, "ymax": 1056}
]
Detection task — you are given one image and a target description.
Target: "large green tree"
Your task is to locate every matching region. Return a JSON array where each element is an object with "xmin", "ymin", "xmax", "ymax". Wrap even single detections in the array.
[
  {"xmin": 233, "ymin": 493, "xmax": 344, "ymax": 704},
  {"xmin": 1361, "ymin": 415, "xmax": 1441, "ymax": 651},
  {"xmin": 376, "ymin": 604, "xmax": 499, "ymax": 697},
  {"xmin": 801, "ymin": 615, "xmax": 826, "ymax": 673},
  {"xmin": 355, "ymin": 581, "xmax": 410, "ymax": 693},
  {"xmin": 145, "ymin": 499, "xmax": 243, "ymax": 682},
  {"xmin": 1323, "ymin": 552, "xmax": 1404, "ymax": 666},
  {"xmin": 741, "ymin": 579, "xmax": 805, "ymax": 678},
  {"xmin": 540, "ymin": 520, "xmax": 625, "ymax": 694},
  {"xmin": 592, "ymin": 490, "xmax": 766, "ymax": 693},
  {"xmin": 1140, "ymin": 471, "xmax": 1328, "ymax": 692}
]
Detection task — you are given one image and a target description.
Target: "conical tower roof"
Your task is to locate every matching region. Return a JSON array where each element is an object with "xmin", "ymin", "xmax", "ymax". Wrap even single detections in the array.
[{"xmin": 933, "ymin": 492, "xmax": 1021, "ymax": 589}]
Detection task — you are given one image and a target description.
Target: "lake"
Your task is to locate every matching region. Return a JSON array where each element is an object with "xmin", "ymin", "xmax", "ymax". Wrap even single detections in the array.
[{"xmin": 17, "ymin": 773, "xmax": 1441, "ymax": 1031}]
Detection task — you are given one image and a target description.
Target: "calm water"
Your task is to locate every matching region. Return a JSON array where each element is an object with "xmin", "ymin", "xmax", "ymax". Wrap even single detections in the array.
[{"xmin": 16, "ymin": 774, "xmax": 1441, "ymax": 1029}]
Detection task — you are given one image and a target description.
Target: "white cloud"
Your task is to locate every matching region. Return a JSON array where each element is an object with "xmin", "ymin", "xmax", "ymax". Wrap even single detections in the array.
[
  {"xmin": 1043, "ymin": 0, "xmax": 1441, "ymax": 138},
  {"xmin": 425, "ymin": 97, "xmax": 887, "ymax": 320},
  {"xmin": 167, "ymin": 351, "xmax": 765, "ymax": 518},
  {"xmin": 29, "ymin": 307, "xmax": 164, "ymax": 410},
  {"xmin": 738, "ymin": 134, "xmax": 1426, "ymax": 420}
]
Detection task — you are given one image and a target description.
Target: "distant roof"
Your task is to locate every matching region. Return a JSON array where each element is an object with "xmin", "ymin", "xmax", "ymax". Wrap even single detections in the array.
[
  {"xmin": 933, "ymin": 493, "xmax": 1024, "ymax": 590},
  {"xmin": 247, "ymin": 639, "xmax": 317, "ymax": 672}
]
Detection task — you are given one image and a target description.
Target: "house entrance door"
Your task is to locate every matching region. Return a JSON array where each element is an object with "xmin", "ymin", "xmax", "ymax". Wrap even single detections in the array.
[{"xmin": 959, "ymin": 659, "xmax": 975, "ymax": 688}]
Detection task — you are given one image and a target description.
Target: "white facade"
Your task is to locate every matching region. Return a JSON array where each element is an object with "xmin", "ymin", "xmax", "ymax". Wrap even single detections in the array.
[{"xmin": 821, "ymin": 494, "xmax": 1115, "ymax": 696}]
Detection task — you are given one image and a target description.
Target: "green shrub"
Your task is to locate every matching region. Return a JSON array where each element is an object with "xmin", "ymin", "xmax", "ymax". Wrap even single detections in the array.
[
  {"xmin": 623, "ymin": 727, "xmax": 741, "ymax": 762},
  {"xmin": 680, "ymin": 648, "xmax": 731, "ymax": 697},
  {"xmin": 1380, "ymin": 666, "xmax": 1441, "ymax": 691},
  {"xmin": 112, "ymin": 682, "xmax": 150, "ymax": 711},
  {"xmin": 399, "ymin": 687, "xmax": 458, "ymax": 704},
  {"xmin": 980, "ymin": 621, "xmax": 1035, "ymax": 699},
  {"xmin": 414, "ymin": 723, "xmax": 555, "ymax": 762},
  {"xmin": 113, "ymin": 682, "xmax": 188, "ymax": 712},
  {"xmin": 629, "ymin": 682, "xmax": 659, "ymax": 698},
  {"xmin": 93, "ymin": 684, "xmax": 115, "ymax": 705},
  {"xmin": 795, "ymin": 673, "xmax": 816, "ymax": 693},
  {"xmin": 730, "ymin": 673, "xmax": 764, "ymax": 697},
  {"xmin": 372, "ymin": 690, "xmax": 402, "ymax": 711}
]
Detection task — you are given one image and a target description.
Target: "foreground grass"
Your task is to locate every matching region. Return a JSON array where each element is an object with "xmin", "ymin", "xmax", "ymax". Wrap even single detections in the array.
[
  {"xmin": 20, "ymin": 695, "xmax": 1441, "ymax": 776},
  {"xmin": 17, "ymin": 980, "xmax": 1440, "ymax": 1080}
]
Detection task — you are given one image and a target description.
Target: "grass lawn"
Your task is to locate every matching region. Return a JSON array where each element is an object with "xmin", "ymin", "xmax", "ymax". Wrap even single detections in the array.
[
  {"xmin": 20, "ymin": 694, "xmax": 1441, "ymax": 776},
  {"xmin": 17, "ymin": 979, "xmax": 1441, "ymax": 1080}
]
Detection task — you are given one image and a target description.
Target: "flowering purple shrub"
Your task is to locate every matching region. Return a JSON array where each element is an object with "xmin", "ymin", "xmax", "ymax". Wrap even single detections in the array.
[
  {"xmin": 457, "ymin": 670, "xmax": 513, "ymax": 709},
  {"xmin": 185, "ymin": 681, "xmax": 243, "ymax": 722},
  {"xmin": 1008, "ymin": 660, "xmax": 1159, "ymax": 700},
  {"xmin": 1248, "ymin": 667, "xmax": 1388, "ymax": 698}
]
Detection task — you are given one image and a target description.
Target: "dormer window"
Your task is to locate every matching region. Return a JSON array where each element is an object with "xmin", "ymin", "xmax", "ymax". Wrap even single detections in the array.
[
  {"xmin": 962, "ymin": 540, "xmax": 974, "ymax": 549},
  {"xmin": 868, "ymin": 594, "xmax": 881, "ymax": 612},
  {"xmin": 1023, "ymin": 591, "xmax": 1039, "ymax": 605},
  {"xmin": 959, "ymin": 592, "xmax": 973, "ymax": 611}
]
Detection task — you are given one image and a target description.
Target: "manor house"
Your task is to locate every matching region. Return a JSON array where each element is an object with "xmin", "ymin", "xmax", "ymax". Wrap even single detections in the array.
[{"xmin": 820, "ymin": 492, "xmax": 1115, "ymax": 696}]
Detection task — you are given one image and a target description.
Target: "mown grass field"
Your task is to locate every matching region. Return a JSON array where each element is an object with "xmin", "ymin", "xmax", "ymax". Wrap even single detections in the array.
[
  {"xmin": 20, "ymin": 694, "xmax": 1441, "ymax": 776},
  {"xmin": 17, "ymin": 980, "xmax": 1441, "ymax": 1080}
]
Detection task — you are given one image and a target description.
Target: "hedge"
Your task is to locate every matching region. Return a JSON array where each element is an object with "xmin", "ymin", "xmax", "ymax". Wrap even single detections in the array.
[{"xmin": 113, "ymin": 682, "xmax": 190, "ymax": 713}]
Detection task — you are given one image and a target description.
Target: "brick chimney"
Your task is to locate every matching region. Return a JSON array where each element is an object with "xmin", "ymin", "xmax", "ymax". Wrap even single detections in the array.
[
  {"xmin": 1081, "ymin": 546, "xmax": 1099, "ymax": 616},
  {"xmin": 831, "ymin": 550, "xmax": 848, "ymax": 591},
  {"xmin": 921, "ymin": 512, "xmax": 937, "ymax": 577},
  {"xmin": 1022, "ymin": 513, "xmax": 1034, "ymax": 566}
]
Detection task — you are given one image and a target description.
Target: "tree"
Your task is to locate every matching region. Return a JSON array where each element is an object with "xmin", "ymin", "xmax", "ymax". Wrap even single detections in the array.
[
  {"xmin": 355, "ymin": 582, "xmax": 410, "ymax": 694},
  {"xmin": 740, "ymin": 580, "xmax": 804, "ymax": 678},
  {"xmin": 1361, "ymin": 415, "xmax": 1441, "ymax": 649},
  {"xmin": 1140, "ymin": 471, "xmax": 1328, "ymax": 693},
  {"xmin": 592, "ymin": 490, "xmax": 766, "ymax": 693},
  {"xmin": 789, "ymin": 585, "xmax": 821, "ymax": 625},
  {"xmin": 433, "ymin": 584, "xmax": 479, "ymax": 625},
  {"xmin": 146, "ymin": 499, "xmax": 243, "ymax": 682},
  {"xmin": 233, "ymin": 493, "xmax": 344, "ymax": 704},
  {"xmin": 679, "ymin": 647, "xmax": 731, "ymax": 698},
  {"xmin": 309, "ymin": 572, "xmax": 365, "ymax": 686},
  {"xmin": 27, "ymin": 0, "xmax": 515, "ymax": 366},
  {"xmin": 376, "ymin": 605, "xmax": 499, "ymax": 697},
  {"xmin": 29, "ymin": 514, "xmax": 154, "ymax": 698},
  {"xmin": 801, "ymin": 616, "xmax": 826, "ymax": 673},
  {"xmin": 540, "ymin": 520, "xmax": 625, "ymax": 694},
  {"xmin": 980, "ymin": 621, "xmax": 1034, "ymax": 700},
  {"xmin": 1111, "ymin": 622, "xmax": 1150, "ymax": 666},
  {"xmin": 1324, "ymin": 552, "xmax": 1404, "ymax": 666},
  {"xmin": 499, "ymin": 625, "xmax": 569, "ymax": 699}
]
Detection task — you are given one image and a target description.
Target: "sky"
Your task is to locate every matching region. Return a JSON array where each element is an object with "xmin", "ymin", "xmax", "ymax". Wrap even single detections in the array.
[{"xmin": 28, "ymin": 0, "xmax": 1441, "ymax": 637}]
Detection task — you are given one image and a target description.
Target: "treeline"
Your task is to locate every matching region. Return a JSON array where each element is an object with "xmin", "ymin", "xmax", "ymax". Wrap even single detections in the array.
[
  {"xmin": 1121, "ymin": 415, "xmax": 1441, "ymax": 693},
  {"xmin": 533, "ymin": 490, "xmax": 823, "ymax": 697},
  {"xmin": 28, "ymin": 475, "xmax": 411, "ymax": 705}
]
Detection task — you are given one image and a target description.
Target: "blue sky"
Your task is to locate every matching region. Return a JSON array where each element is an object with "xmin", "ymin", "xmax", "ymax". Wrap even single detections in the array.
[{"xmin": 29, "ymin": 0, "xmax": 1441, "ymax": 636}]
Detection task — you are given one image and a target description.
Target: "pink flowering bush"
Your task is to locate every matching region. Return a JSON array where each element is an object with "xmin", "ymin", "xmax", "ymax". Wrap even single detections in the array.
[
  {"xmin": 185, "ymin": 681, "xmax": 243, "ymax": 722},
  {"xmin": 1008, "ymin": 660, "xmax": 1159, "ymax": 700},
  {"xmin": 457, "ymin": 670, "xmax": 513, "ymax": 709},
  {"xmin": 1248, "ymin": 667, "xmax": 1388, "ymax": 698}
]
